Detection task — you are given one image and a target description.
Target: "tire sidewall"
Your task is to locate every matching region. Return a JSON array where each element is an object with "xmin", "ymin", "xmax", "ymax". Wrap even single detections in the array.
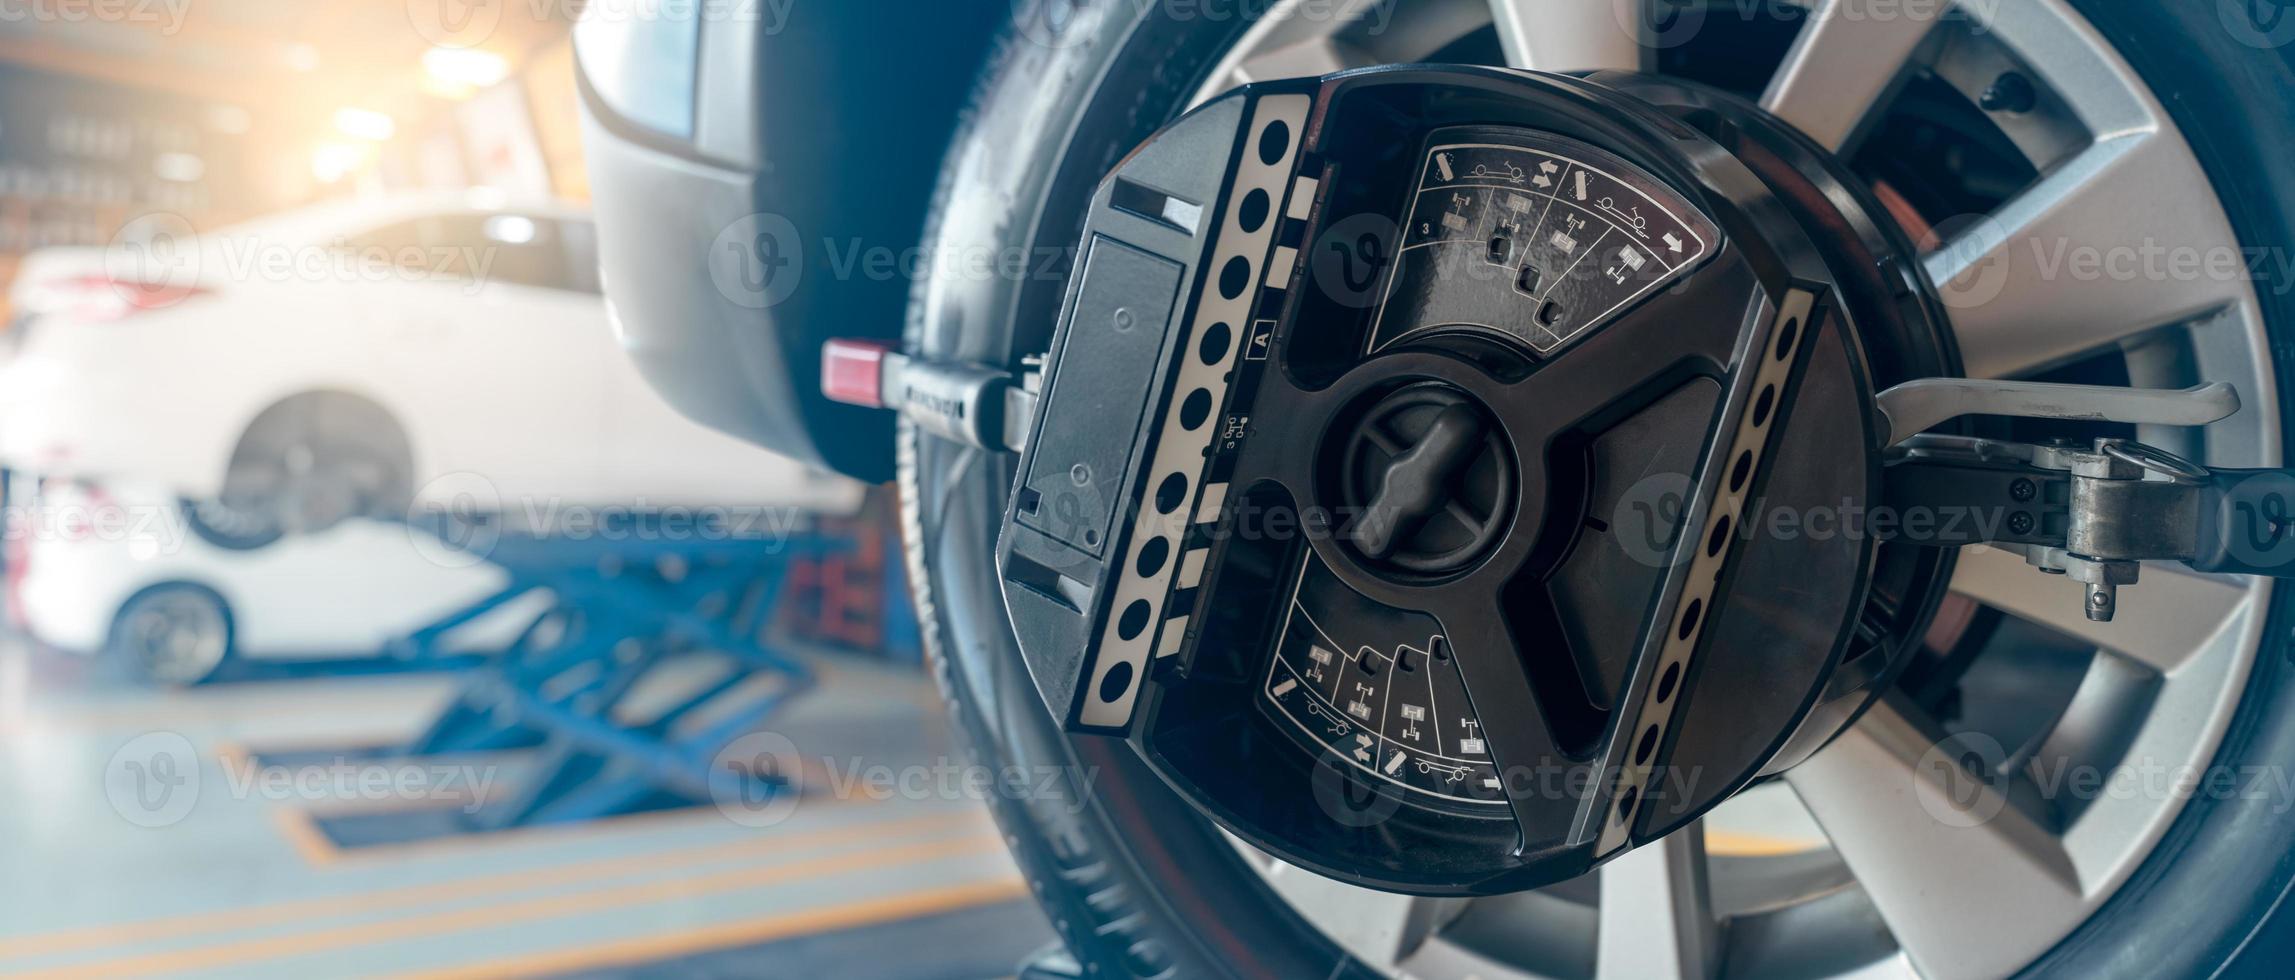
[
  {"xmin": 108, "ymin": 582, "xmax": 234, "ymax": 686},
  {"xmin": 2025, "ymin": 3, "xmax": 2295, "ymax": 976},
  {"xmin": 908, "ymin": 2, "xmax": 2295, "ymax": 976},
  {"xmin": 903, "ymin": 3, "xmax": 1373, "ymax": 978}
]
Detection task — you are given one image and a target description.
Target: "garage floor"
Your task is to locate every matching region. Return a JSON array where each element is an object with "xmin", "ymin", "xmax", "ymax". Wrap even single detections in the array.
[{"xmin": 0, "ymin": 638, "xmax": 1056, "ymax": 979}]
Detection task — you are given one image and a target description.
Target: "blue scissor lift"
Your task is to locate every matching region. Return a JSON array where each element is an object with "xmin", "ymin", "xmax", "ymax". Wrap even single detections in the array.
[{"xmin": 388, "ymin": 510, "xmax": 836, "ymax": 830}]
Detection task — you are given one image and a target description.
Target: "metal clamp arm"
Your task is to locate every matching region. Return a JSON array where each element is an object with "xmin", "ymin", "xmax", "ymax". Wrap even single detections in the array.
[
  {"xmin": 2189, "ymin": 469, "xmax": 2295, "ymax": 576},
  {"xmin": 1874, "ymin": 379, "xmax": 2240, "ymax": 447}
]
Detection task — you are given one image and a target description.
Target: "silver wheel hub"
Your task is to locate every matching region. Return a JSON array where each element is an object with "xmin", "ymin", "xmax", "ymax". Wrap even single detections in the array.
[{"xmin": 1177, "ymin": 2, "xmax": 2275, "ymax": 977}]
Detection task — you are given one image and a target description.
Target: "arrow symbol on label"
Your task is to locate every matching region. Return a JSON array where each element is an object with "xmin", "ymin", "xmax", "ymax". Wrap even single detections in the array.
[{"xmin": 1663, "ymin": 232, "xmax": 1684, "ymax": 254}]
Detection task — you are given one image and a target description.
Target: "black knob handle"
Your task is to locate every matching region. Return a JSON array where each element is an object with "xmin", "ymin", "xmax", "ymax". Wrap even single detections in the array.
[{"xmin": 1353, "ymin": 403, "xmax": 1488, "ymax": 559}]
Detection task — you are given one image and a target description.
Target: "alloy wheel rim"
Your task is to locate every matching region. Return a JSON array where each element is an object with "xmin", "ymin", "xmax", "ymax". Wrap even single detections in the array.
[
  {"xmin": 1175, "ymin": 1, "xmax": 2278, "ymax": 976},
  {"xmin": 128, "ymin": 591, "xmax": 228, "ymax": 684}
]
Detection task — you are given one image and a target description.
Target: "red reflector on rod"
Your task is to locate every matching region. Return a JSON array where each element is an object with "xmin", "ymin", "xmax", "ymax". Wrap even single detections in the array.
[{"xmin": 822, "ymin": 339, "xmax": 893, "ymax": 408}]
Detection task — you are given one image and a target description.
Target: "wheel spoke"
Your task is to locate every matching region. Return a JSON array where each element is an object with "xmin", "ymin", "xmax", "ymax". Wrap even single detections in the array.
[
  {"xmin": 1232, "ymin": 34, "xmax": 1377, "ymax": 87},
  {"xmin": 1949, "ymin": 545, "xmax": 2251, "ymax": 675},
  {"xmin": 1786, "ymin": 698, "xmax": 2084, "ymax": 979},
  {"xmin": 1925, "ymin": 133, "xmax": 2251, "ymax": 380},
  {"xmin": 1758, "ymin": 0, "xmax": 1941, "ymax": 152},
  {"xmin": 1192, "ymin": 0, "xmax": 1392, "ymax": 102},
  {"xmin": 1262, "ymin": 862, "xmax": 1467, "ymax": 967},
  {"xmin": 1490, "ymin": 0, "xmax": 1648, "ymax": 73},
  {"xmin": 1596, "ymin": 826, "xmax": 1718, "ymax": 980}
]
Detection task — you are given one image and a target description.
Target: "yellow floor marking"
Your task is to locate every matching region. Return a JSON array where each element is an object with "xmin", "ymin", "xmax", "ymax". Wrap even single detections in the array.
[
  {"xmin": 12, "ymin": 833, "xmax": 1008, "ymax": 979},
  {"xmin": 260, "ymin": 747, "xmax": 885, "ymax": 869},
  {"xmin": 393, "ymin": 877, "xmax": 1033, "ymax": 980},
  {"xmin": 270, "ymin": 805, "xmax": 347, "ymax": 868},
  {"xmin": 0, "ymin": 809, "xmax": 981, "ymax": 960},
  {"xmin": 1703, "ymin": 828, "xmax": 1825, "ymax": 858}
]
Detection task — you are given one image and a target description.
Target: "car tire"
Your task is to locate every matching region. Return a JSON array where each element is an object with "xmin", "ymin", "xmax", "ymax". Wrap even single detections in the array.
[
  {"xmin": 180, "ymin": 496, "xmax": 285, "ymax": 552},
  {"xmin": 900, "ymin": 5, "xmax": 1376, "ymax": 978},
  {"xmin": 901, "ymin": 2, "xmax": 2295, "ymax": 977},
  {"xmin": 107, "ymin": 582, "xmax": 235, "ymax": 686},
  {"xmin": 221, "ymin": 391, "xmax": 414, "ymax": 539}
]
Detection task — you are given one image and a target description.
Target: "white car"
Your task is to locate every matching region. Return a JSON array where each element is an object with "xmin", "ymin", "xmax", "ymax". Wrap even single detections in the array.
[
  {"xmin": 0, "ymin": 191, "xmax": 860, "ymax": 547},
  {"xmin": 8, "ymin": 476, "xmax": 537, "ymax": 684}
]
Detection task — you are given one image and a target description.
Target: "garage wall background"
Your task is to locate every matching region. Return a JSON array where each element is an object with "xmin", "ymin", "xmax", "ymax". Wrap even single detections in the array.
[{"xmin": 0, "ymin": 2, "xmax": 587, "ymax": 321}]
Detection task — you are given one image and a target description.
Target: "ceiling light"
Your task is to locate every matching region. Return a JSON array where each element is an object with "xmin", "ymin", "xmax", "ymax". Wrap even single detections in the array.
[
  {"xmin": 310, "ymin": 143, "xmax": 365, "ymax": 183},
  {"xmin": 333, "ymin": 107, "xmax": 396, "ymax": 142},
  {"xmin": 423, "ymin": 46, "xmax": 510, "ymax": 89}
]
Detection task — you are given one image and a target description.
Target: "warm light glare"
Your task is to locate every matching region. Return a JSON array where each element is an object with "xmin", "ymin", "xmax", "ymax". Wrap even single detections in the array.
[
  {"xmin": 484, "ymin": 214, "xmax": 538, "ymax": 245},
  {"xmin": 423, "ymin": 46, "xmax": 511, "ymax": 89},
  {"xmin": 310, "ymin": 142, "xmax": 365, "ymax": 183},
  {"xmin": 333, "ymin": 107, "xmax": 397, "ymax": 142},
  {"xmin": 281, "ymin": 42, "xmax": 320, "ymax": 72},
  {"xmin": 204, "ymin": 104, "xmax": 252, "ymax": 136},
  {"xmin": 152, "ymin": 152, "xmax": 205, "ymax": 183}
]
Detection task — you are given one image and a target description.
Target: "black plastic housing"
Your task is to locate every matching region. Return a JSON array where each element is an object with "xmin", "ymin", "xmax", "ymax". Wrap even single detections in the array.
[{"xmin": 997, "ymin": 66, "xmax": 1960, "ymax": 895}]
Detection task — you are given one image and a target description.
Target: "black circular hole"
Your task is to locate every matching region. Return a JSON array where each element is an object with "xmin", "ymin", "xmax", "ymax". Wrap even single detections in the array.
[
  {"xmin": 1083, "ymin": 529, "xmax": 1099, "ymax": 546},
  {"xmin": 1180, "ymin": 388, "xmax": 1213, "ymax": 430},
  {"xmin": 1199, "ymin": 321, "xmax": 1232, "ymax": 363},
  {"xmin": 1751, "ymin": 385, "xmax": 1777, "ymax": 428},
  {"xmin": 1706, "ymin": 515, "xmax": 1732, "ymax": 557},
  {"xmin": 1616, "ymin": 786, "xmax": 1640, "ymax": 820},
  {"xmin": 1774, "ymin": 317, "xmax": 1800, "ymax": 361},
  {"xmin": 1135, "ymin": 536, "xmax": 1170, "ymax": 577},
  {"xmin": 1155, "ymin": 473, "xmax": 1188, "ymax": 514},
  {"xmin": 1098, "ymin": 660, "xmax": 1135, "ymax": 703},
  {"xmin": 1656, "ymin": 661, "xmax": 1681, "ymax": 702},
  {"xmin": 1730, "ymin": 450, "xmax": 1753, "ymax": 493},
  {"xmin": 1635, "ymin": 725, "xmax": 1660, "ymax": 765},
  {"xmin": 1117, "ymin": 599, "xmax": 1152, "ymax": 641},
  {"xmin": 1677, "ymin": 598, "xmax": 1704, "ymax": 641},
  {"xmin": 1257, "ymin": 120, "xmax": 1291, "ymax": 166},
  {"xmin": 1219, "ymin": 256, "xmax": 1251, "ymax": 299},
  {"xmin": 1238, "ymin": 189, "xmax": 1271, "ymax": 233}
]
